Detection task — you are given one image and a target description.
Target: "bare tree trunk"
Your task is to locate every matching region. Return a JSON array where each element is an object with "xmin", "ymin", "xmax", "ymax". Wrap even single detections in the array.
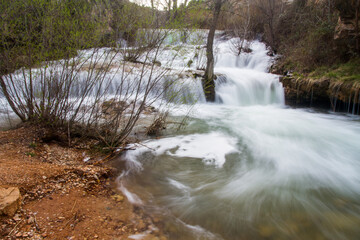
[
  {"xmin": 173, "ymin": 0, "xmax": 178, "ymax": 19},
  {"xmin": 203, "ymin": 0, "xmax": 223, "ymax": 102},
  {"xmin": 267, "ymin": 0, "xmax": 276, "ymax": 51},
  {"xmin": 167, "ymin": 0, "xmax": 172, "ymax": 21},
  {"xmin": 150, "ymin": 0, "xmax": 159, "ymax": 27}
]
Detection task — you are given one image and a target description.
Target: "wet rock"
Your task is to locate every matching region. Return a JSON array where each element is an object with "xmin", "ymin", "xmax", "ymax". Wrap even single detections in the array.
[
  {"xmin": 280, "ymin": 75, "xmax": 360, "ymax": 113},
  {"xmin": 0, "ymin": 187, "xmax": 22, "ymax": 216},
  {"xmin": 280, "ymin": 76, "xmax": 330, "ymax": 108}
]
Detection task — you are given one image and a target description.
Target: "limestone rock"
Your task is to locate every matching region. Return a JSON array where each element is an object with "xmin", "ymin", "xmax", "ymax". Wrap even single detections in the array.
[
  {"xmin": 279, "ymin": 76, "xmax": 330, "ymax": 108},
  {"xmin": 334, "ymin": 16, "xmax": 359, "ymax": 40},
  {"xmin": 0, "ymin": 187, "xmax": 22, "ymax": 216}
]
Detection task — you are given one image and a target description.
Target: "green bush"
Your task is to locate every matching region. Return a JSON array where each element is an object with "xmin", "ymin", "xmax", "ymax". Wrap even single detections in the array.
[{"xmin": 0, "ymin": 0, "xmax": 106, "ymax": 74}]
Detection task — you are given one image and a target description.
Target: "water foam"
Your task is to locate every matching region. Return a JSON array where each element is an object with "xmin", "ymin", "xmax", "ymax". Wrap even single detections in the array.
[
  {"xmin": 119, "ymin": 36, "xmax": 360, "ymax": 240},
  {"xmin": 125, "ymin": 132, "xmax": 239, "ymax": 168}
]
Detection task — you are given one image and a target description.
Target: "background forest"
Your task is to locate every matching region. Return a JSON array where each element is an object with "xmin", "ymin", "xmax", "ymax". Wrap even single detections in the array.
[{"xmin": 2, "ymin": 0, "xmax": 359, "ymax": 75}]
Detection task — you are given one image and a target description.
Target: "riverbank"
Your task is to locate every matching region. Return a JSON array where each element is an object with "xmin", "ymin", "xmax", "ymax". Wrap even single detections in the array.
[
  {"xmin": 0, "ymin": 125, "xmax": 167, "ymax": 240},
  {"xmin": 274, "ymin": 58, "xmax": 360, "ymax": 114}
]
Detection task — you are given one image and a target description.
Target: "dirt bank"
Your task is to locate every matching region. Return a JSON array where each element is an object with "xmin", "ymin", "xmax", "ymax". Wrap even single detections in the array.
[{"xmin": 0, "ymin": 126, "xmax": 166, "ymax": 240}]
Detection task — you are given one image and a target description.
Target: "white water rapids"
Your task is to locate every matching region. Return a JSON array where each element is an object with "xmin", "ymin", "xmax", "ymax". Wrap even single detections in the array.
[{"xmin": 118, "ymin": 38, "xmax": 360, "ymax": 240}]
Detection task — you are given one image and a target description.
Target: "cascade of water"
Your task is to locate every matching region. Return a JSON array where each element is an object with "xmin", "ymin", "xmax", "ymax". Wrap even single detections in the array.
[
  {"xmin": 352, "ymin": 91, "xmax": 357, "ymax": 115},
  {"xmin": 358, "ymin": 93, "xmax": 360, "ymax": 115},
  {"xmin": 117, "ymin": 35, "xmax": 360, "ymax": 240},
  {"xmin": 348, "ymin": 93, "xmax": 352, "ymax": 113},
  {"xmin": 213, "ymin": 39, "xmax": 284, "ymax": 106}
]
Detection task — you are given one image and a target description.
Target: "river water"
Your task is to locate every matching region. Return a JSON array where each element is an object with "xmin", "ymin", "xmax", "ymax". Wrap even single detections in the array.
[{"xmin": 118, "ymin": 38, "xmax": 360, "ymax": 240}]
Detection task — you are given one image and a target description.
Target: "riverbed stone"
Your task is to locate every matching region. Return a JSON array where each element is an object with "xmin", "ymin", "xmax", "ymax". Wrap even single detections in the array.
[{"xmin": 0, "ymin": 187, "xmax": 22, "ymax": 216}]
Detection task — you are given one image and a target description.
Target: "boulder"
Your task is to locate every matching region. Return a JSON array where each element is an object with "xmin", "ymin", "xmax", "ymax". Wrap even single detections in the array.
[{"xmin": 0, "ymin": 187, "xmax": 21, "ymax": 217}]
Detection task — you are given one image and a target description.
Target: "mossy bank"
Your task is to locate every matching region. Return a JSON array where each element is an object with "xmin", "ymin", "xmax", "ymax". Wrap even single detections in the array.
[{"xmin": 276, "ymin": 58, "xmax": 360, "ymax": 114}]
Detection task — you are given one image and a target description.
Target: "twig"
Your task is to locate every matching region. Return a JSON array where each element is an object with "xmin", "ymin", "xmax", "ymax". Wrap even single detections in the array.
[
  {"xmin": 93, "ymin": 153, "xmax": 114, "ymax": 165},
  {"xmin": 136, "ymin": 142, "xmax": 156, "ymax": 151},
  {"xmin": 116, "ymin": 146, "xmax": 136, "ymax": 151},
  {"xmin": 33, "ymin": 215, "xmax": 40, "ymax": 231},
  {"xmin": 63, "ymin": 211, "xmax": 78, "ymax": 229},
  {"xmin": 7, "ymin": 219, "xmax": 23, "ymax": 237},
  {"xmin": 71, "ymin": 200, "xmax": 77, "ymax": 213},
  {"xmin": 165, "ymin": 121, "xmax": 186, "ymax": 125}
]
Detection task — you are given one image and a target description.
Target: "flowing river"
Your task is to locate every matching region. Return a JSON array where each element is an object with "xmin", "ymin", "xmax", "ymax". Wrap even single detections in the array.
[{"xmin": 117, "ymin": 38, "xmax": 360, "ymax": 240}]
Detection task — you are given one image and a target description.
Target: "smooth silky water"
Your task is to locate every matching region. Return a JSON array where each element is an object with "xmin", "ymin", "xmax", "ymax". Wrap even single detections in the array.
[{"xmin": 118, "ymin": 39, "xmax": 360, "ymax": 240}]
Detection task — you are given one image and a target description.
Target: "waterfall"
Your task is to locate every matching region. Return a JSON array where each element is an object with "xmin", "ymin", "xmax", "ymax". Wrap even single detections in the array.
[
  {"xmin": 213, "ymin": 40, "xmax": 285, "ymax": 106},
  {"xmin": 117, "ymin": 35, "xmax": 360, "ymax": 240}
]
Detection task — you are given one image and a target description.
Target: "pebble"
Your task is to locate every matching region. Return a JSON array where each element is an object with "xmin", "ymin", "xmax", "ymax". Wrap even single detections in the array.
[
  {"xmin": 111, "ymin": 194, "xmax": 124, "ymax": 202},
  {"xmin": 13, "ymin": 214, "xmax": 22, "ymax": 221}
]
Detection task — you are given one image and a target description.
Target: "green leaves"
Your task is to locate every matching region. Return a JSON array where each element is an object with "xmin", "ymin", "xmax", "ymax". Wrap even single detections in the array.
[{"xmin": 1, "ymin": 0, "xmax": 106, "ymax": 74}]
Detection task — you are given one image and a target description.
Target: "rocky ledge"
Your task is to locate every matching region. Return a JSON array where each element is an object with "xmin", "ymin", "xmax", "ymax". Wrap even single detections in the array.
[{"xmin": 280, "ymin": 75, "xmax": 360, "ymax": 114}]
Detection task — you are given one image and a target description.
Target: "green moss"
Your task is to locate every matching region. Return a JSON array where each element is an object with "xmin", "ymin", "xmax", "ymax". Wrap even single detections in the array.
[
  {"xmin": 292, "ymin": 72, "xmax": 305, "ymax": 78},
  {"xmin": 307, "ymin": 58, "xmax": 360, "ymax": 83},
  {"xmin": 25, "ymin": 152, "xmax": 36, "ymax": 157},
  {"xmin": 341, "ymin": 75, "xmax": 360, "ymax": 82}
]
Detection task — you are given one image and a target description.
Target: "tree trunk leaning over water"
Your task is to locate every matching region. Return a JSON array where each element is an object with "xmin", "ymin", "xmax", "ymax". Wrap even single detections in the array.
[{"xmin": 203, "ymin": 0, "xmax": 224, "ymax": 102}]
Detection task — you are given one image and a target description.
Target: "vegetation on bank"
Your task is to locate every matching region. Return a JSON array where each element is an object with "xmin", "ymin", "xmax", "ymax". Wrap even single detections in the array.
[
  {"xmin": 185, "ymin": 0, "xmax": 359, "ymax": 80},
  {"xmin": 308, "ymin": 58, "xmax": 360, "ymax": 84},
  {"xmin": 0, "ymin": 0, "xmax": 192, "ymax": 150},
  {"xmin": 255, "ymin": 0, "xmax": 360, "ymax": 113},
  {"xmin": 260, "ymin": 0, "xmax": 356, "ymax": 73}
]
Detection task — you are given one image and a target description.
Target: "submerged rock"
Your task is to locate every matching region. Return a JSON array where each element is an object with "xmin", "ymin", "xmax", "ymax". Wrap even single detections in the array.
[{"xmin": 0, "ymin": 187, "xmax": 21, "ymax": 216}]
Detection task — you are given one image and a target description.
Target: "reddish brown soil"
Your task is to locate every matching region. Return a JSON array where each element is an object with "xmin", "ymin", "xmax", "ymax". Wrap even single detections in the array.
[{"xmin": 0, "ymin": 126, "xmax": 166, "ymax": 240}]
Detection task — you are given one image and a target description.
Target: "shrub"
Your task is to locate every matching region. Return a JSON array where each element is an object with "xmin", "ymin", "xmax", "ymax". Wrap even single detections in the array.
[{"xmin": 0, "ymin": 0, "xmax": 189, "ymax": 150}]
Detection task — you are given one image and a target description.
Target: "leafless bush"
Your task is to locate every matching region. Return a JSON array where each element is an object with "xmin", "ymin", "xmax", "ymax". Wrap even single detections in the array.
[
  {"xmin": 0, "ymin": 28, "xmax": 188, "ymax": 149},
  {"xmin": 229, "ymin": 0, "xmax": 254, "ymax": 56}
]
